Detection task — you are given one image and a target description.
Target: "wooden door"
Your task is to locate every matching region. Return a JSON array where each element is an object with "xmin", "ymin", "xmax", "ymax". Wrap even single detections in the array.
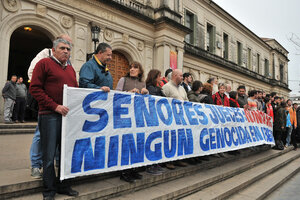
[{"xmin": 107, "ymin": 51, "xmax": 130, "ymax": 89}]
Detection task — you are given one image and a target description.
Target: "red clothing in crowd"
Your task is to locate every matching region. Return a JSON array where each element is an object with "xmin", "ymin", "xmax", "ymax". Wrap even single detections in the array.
[
  {"xmin": 267, "ymin": 103, "xmax": 274, "ymax": 122},
  {"xmin": 159, "ymin": 77, "xmax": 168, "ymax": 87},
  {"xmin": 29, "ymin": 57, "xmax": 78, "ymax": 113},
  {"xmin": 229, "ymin": 98, "xmax": 240, "ymax": 108},
  {"xmin": 212, "ymin": 92, "xmax": 230, "ymax": 106}
]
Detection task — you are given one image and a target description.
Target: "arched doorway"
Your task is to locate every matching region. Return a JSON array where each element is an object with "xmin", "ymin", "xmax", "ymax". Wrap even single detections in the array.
[
  {"xmin": 8, "ymin": 26, "xmax": 52, "ymax": 120},
  {"xmin": 8, "ymin": 26, "xmax": 52, "ymax": 84},
  {"xmin": 107, "ymin": 51, "xmax": 130, "ymax": 89}
]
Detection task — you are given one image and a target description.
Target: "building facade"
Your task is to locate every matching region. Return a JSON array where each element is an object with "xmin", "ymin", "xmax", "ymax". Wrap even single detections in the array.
[{"xmin": 0, "ymin": 0, "xmax": 290, "ymax": 119}]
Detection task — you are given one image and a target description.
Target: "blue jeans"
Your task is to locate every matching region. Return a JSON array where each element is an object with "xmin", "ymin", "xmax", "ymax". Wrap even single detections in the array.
[
  {"xmin": 39, "ymin": 113, "xmax": 68, "ymax": 197},
  {"xmin": 30, "ymin": 125, "xmax": 43, "ymax": 168},
  {"xmin": 286, "ymin": 126, "xmax": 293, "ymax": 146}
]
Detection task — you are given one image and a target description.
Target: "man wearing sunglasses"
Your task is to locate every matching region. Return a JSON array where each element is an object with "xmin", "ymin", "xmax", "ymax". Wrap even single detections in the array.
[
  {"xmin": 79, "ymin": 42, "xmax": 113, "ymax": 92},
  {"xmin": 30, "ymin": 38, "xmax": 79, "ymax": 200}
]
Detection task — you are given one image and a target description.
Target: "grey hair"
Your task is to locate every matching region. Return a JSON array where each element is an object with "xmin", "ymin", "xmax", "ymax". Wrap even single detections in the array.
[
  {"xmin": 53, "ymin": 38, "xmax": 71, "ymax": 50},
  {"xmin": 218, "ymin": 83, "xmax": 226, "ymax": 89}
]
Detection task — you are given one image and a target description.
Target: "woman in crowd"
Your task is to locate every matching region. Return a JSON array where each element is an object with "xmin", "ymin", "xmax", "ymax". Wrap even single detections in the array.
[
  {"xmin": 212, "ymin": 83, "xmax": 229, "ymax": 106},
  {"xmin": 116, "ymin": 61, "xmax": 148, "ymax": 94},
  {"xmin": 188, "ymin": 80, "xmax": 210, "ymax": 161},
  {"xmin": 187, "ymin": 80, "xmax": 203, "ymax": 102},
  {"xmin": 199, "ymin": 83, "xmax": 214, "ymax": 104},
  {"xmin": 116, "ymin": 61, "xmax": 148, "ymax": 183},
  {"xmin": 229, "ymin": 91, "xmax": 240, "ymax": 108},
  {"xmin": 146, "ymin": 69, "xmax": 164, "ymax": 97},
  {"xmin": 145, "ymin": 69, "xmax": 165, "ymax": 175}
]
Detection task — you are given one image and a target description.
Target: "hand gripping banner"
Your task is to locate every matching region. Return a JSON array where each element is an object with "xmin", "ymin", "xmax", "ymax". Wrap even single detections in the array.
[{"xmin": 60, "ymin": 86, "xmax": 274, "ymax": 180}]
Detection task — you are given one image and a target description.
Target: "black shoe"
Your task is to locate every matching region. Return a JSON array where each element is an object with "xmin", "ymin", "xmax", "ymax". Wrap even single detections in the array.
[
  {"xmin": 43, "ymin": 196, "xmax": 55, "ymax": 200},
  {"xmin": 199, "ymin": 156, "xmax": 210, "ymax": 161},
  {"xmin": 187, "ymin": 158, "xmax": 197, "ymax": 165},
  {"xmin": 294, "ymin": 147, "xmax": 298, "ymax": 151},
  {"xmin": 131, "ymin": 171, "xmax": 143, "ymax": 180},
  {"xmin": 57, "ymin": 187, "xmax": 78, "ymax": 196},
  {"xmin": 120, "ymin": 172, "xmax": 135, "ymax": 183}
]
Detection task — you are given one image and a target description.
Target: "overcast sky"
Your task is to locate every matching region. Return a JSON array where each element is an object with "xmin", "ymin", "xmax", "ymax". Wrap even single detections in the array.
[{"xmin": 213, "ymin": 0, "xmax": 300, "ymax": 95}]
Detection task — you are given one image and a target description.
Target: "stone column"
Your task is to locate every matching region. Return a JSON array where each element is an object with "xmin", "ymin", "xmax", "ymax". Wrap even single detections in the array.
[
  {"xmin": 154, "ymin": 42, "xmax": 170, "ymax": 74},
  {"xmin": 177, "ymin": 46, "xmax": 184, "ymax": 71},
  {"xmin": 72, "ymin": 18, "xmax": 89, "ymax": 76}
]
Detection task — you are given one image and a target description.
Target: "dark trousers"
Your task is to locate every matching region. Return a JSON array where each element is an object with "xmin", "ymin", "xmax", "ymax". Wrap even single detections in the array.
[
  {"xmin": 39, "ymin": 113, "xmax": 68, "ymax": 197},
  {"xmin": 12, "ymin": 97, "xmax": 26, "ymax": 121},
  {"xmin": 291, "ymin": 127, "xmax": 298, "ymax": 148},
  {"xmin": 274, "ymin": 129, "xmax": 284, "ymax": 149}
]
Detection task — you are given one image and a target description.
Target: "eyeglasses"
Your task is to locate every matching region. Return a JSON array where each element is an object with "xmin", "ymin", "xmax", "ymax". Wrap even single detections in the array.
[{"xmin": 59, "ymin": 46, "xmax": 71, "ymax": 51}]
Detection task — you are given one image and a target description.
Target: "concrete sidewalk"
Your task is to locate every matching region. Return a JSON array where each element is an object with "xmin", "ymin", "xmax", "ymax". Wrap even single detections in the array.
[{"xmin": 0, "ymin": 134, "xmax": 35, "ymax": 186}]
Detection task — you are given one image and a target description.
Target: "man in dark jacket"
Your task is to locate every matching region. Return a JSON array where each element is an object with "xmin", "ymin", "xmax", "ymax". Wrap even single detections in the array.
[
  {"xmin": 181, "ymin": 72, "xmax": 192, "ymax": 94},
  {"xmin": 273, "ymin": 102, "xmax": 288, "ymax": 150},
  {"xmin": 2, "ymin": 75, "xmax": 17, "ymax": 123},
  {"xmin": 79, "ymin": 42, "xmax": 113, "ymax": 91},
  {"xmin": 237, "ymin": 85, "xmax": 248, "ymax": 109}
]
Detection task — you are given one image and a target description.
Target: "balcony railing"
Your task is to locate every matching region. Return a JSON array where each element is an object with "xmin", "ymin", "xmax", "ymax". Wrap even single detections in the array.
[{"xmin": 184, "ymin": 43, "xmax": 289, "ymax": 89}]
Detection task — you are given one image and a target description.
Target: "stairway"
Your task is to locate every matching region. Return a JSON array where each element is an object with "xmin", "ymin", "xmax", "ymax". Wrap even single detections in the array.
[
  {"xmin": 1, "ymin": 144, "xmax": 299, "ymax": 200},
  {"xmin": 0, "ymin": 122, "xmax": 36, "ymax": 135}
]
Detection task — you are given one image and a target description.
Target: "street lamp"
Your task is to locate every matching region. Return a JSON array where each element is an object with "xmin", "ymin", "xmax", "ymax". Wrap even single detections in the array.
[
  {"xmin": 86, "ymin": 24, "xmax": 101, "ymax": 61},
  {"xmin": 91, "ymin": 25, "xmax": 100, "ymax": 52}
]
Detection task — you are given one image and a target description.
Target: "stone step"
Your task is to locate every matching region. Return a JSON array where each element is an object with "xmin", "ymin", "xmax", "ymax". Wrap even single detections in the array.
[
  {"xmin": 229, "ymin": 156, "xmax": 300, "ymax": 200},
  {"xmin": 180, "ymin": 149, "xmax": 300, "ymax": 200},
  {"xmin": 8, "ymin": 146, "xmax": 292, "ymax": 200},
  {"xmin": 0, "ymin": 123, "xmax": 37, "ymax": 129},
  {"xmin": 108, "ymin": 148, "xmax": 300, "ymax": 200},
  {"xmin": 0, "ymin": 128, "xmax": 36, "ymax": 135}
]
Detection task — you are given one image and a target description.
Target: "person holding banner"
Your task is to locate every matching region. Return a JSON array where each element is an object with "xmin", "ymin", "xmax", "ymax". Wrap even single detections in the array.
[
  {"xmin": 229, "ymin": 91, "xmax": 240, "ymax": 108},
  {"xmin": 79, "ymin": 42, "xmax": 113, "ymax": 91},
  {"xmin": 162, "ymin": 69, "xmax": 189, "ymax": 169},
  {"xmin": 30, "ymin": 38, "xmax": 79, "ymax": 200},
  {"xmin": 145, "ymin": 69, "xmax": 165, "ymax": 175},
  {"xmin": 187, "ymin": 80, "xmax": 203, "ymax": 103},
  {"xmin": 116, "ymin": 61, "xmax": 148, "ymax": 182},
  {"xmin": 28, "ymin": 34, "xmax": 73, "ymax": 179},
  {"xmin": 199, "ymin": 83, "xmax": 214, "ymax": 104},
  {"xmin": 212, "ymin": 83, "xmax": 230, "ymax": 107},
  {"xmin": 237, "ymin": 85, "xmax": 248, "ymax": 109}
]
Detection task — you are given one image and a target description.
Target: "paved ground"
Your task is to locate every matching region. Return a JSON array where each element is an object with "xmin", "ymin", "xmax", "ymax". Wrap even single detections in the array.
[
  {"xmin": 266, "ymin": 171, "xmax": 300, "ymax": 200},
  {"xmin": 0, "ymin": 134, "xmax": 32, "ymax": 170}
]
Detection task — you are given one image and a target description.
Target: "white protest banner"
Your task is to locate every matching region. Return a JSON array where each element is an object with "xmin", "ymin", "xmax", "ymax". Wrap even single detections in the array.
[{"xmin": 61, "ymin": 86, "xmax": 274, "ymax": 180}]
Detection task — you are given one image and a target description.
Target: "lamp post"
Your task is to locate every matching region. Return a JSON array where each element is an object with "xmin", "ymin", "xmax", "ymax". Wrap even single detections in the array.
[
  {"xmin": 86, "ymin": 25, "xmax": 101, "ymax": 61},
  {"xmin": 91, "ymin": 25, "xmax": 100, "ymax": 52}
]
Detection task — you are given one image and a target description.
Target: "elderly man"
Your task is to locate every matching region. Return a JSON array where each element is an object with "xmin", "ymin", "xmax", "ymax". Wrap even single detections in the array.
[
  {"xmin": 162, "ymin": 69, "xmax": 188, "ymax": 101},
  {"xmin": 79, "ymin": 42, "xmax": 113, "ymax": 92},
  {"xmin": 28, "ymin": 34, "xmax": 73, "ymax": 179},
  {"xmin": 2, "ymin": 75, "xmax": 17, "ymax": 123},
  {"xmin": 30, "ymin": 38, "xmax": 78, "ymax": 200},
  {"xmin": 224, "ymin": 83, "xmax": 231, "ymax": 98},
  {"xmin": 162, "ymin": 69, "xmax": 188, "ymax": 169}
]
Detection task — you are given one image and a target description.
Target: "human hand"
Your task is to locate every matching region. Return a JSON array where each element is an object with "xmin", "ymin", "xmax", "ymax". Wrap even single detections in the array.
[
  {"xmin": 129, "ymin": 88, "xmax": 140, "ymax": 93},
  {"xmin": 55, "ymin": 105, "xmax": 69, "ymax": 116},
  {"xmin": 100, "ymin": 86, "xmax": 110, "ymax": 92},
  {"xmin": 141, "ymin": 88, "xmax": 148, "ymax": 94}
]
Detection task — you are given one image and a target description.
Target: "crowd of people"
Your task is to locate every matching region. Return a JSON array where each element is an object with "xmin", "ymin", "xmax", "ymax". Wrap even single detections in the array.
[{"xmin": 2, "ymin": 36, "xmax": 299, "ymax": 200}]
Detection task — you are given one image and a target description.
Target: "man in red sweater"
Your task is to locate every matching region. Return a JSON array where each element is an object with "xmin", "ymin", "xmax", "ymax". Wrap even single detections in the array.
[{"xmin": 30, "ymin": 38, "xmax": 78, "ymax": 200}]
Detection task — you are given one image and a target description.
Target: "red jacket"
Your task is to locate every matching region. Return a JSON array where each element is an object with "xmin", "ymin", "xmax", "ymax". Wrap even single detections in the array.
[
  {"xmin": 212, "ymin": 92, "xmax": 230, "ymax": 107},
  {"xmin": 29, "ymin": 57, "xmax": 78, "ymax": 113}
]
